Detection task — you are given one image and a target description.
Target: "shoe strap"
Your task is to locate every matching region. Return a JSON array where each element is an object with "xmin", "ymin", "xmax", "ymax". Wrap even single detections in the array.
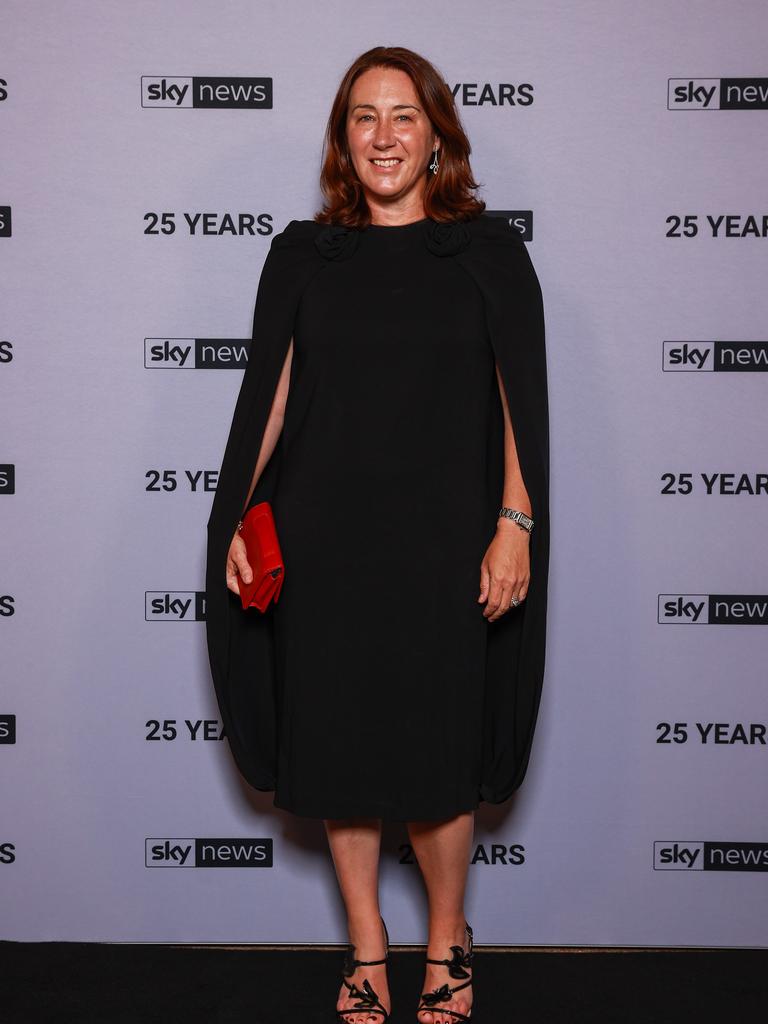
[
  {"xmin": 425, "ymin": 946, "xmax": 473, "ymax": 978},
  {"xmin": 342, "ymin": 944, "xmax": 387, "ymax": 973},
  {"xmin": 425, "ymin": 922, "xmax": 473, "ymax": 976},
  {"xmin": 338, "ymin": 1009, "xmax": 388, "ymax": 1022},
  {"xmin": 341, "ymin": 976, "xmax": 388, "ymax": 1012},
  {"xmin": 342, "ymin": 917, "xmax": 389, "ymax": 975},
  {"xmin": 420, "ymin": 977, "xmax": 472, "ymax": 1003}
]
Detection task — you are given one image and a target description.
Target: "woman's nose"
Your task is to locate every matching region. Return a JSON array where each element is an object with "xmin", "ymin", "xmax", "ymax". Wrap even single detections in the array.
[{"xmin": 373, "ymin": 124, "xmax": 395, "ymax": 147}]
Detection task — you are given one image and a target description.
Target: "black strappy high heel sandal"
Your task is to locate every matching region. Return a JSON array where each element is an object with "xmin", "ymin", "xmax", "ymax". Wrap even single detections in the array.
[
  {"xmin": 416, "ymin": 921, "xmax": 474, "ymax": 1022},
  {"xmin": 336, "ymin": 915, "xmax": 391, "ymax": 1023}
]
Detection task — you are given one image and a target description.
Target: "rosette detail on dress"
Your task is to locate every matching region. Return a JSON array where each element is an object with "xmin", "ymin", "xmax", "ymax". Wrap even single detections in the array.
[
  {"xmin": 422, "ymin": 218, "xmax": 472, "ymax": 257},
  {"xmin": 313, "ymin": 223, "xmax": 359, "ymax": 261}
]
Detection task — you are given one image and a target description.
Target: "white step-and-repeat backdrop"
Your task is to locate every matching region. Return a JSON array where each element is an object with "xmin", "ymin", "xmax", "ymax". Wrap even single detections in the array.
[{"xmin": 2, "ymin": 1, "xmax": 767, "ymax": 946}]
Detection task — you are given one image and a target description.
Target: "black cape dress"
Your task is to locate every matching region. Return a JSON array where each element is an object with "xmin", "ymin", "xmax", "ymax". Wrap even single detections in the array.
[{"xmin": 204, "ymin": 212, "xmax": 549, "ymax": 821}]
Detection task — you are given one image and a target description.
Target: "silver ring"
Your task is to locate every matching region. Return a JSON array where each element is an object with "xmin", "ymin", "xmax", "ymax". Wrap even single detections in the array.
[{"xmin": 510, "ymin": 596, "xmax": 521, "ymax": 607}]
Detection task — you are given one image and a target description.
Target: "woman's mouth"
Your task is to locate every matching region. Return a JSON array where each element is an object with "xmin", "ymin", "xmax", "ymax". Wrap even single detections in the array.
[{"xmin": 370, "ymin": 158, "xmax": 403, "ymax": 170}]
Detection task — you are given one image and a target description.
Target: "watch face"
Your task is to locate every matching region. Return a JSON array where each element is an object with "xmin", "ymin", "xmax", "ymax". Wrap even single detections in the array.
[{"xmin": 499, "ymin": 508, "xmax": 532, "ymax": 530}]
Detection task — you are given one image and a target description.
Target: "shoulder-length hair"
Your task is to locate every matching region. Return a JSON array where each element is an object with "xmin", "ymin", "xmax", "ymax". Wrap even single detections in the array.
[{"xmin": 314, "ymin": 46, "xmax": 486, "ymax": 227}]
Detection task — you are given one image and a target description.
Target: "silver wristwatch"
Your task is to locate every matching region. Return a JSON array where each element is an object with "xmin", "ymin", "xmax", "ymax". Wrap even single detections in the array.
[{"xmin": 497, "ymin": 507, "xmax": 534, "ymax": 533}]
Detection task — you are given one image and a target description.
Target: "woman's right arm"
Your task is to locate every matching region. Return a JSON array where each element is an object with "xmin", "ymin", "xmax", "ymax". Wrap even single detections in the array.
[{"xmin": 225, "ymin": 339, "xmax": 294, "ymax": 594}]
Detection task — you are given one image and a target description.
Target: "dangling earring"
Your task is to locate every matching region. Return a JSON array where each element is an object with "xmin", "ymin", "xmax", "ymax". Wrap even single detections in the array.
[{"xmin": 428, "ymin": 148, "xmax": 440, "ymax": 175}]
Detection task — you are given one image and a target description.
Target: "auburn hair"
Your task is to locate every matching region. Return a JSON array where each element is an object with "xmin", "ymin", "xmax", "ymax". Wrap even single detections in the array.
[{"xmin": 314, "ymin": 46, "xmax": 486, "ymax": 227}]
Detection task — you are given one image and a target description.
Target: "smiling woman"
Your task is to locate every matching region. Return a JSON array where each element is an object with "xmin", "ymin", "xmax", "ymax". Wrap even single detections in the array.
[
  {"xmin": 315, "ymin": 50, "xmax": 486, "ymax": 231},
  {"xmin": 204, "ymin": 45, "xmax": 550, "ymax": 1024}
]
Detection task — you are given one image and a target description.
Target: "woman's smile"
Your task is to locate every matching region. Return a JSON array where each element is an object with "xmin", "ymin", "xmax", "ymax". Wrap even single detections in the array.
[{"xmin": 370, "ymin": 157, "xmax": 404, "ymax": 170}]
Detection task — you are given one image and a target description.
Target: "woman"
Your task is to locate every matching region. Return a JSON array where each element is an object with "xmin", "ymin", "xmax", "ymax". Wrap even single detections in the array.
[{"xmin": 205, "ymin": 45, "xmax": 549, "ymax": 1024}]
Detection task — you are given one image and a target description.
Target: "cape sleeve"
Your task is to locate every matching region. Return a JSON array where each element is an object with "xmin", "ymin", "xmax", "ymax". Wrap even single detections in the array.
[
  {"xmin": 454, "ymin": 215, "xmax": 551, "ymax": 802},
  {"xmin": 204, "ymin": 219, "xmax": 325, "ymax": 792}
]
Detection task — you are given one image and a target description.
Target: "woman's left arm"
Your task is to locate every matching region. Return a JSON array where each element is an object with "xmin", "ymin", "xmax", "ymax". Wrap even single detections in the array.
[{"xmin": 477, "ymin": 362, "xmax": 532, "ymax": 621}]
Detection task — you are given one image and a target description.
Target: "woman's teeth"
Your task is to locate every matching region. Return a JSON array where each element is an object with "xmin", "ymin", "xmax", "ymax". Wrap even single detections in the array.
[{"xmin": 372, "ymin": 158, "xmax": 402, "ymax": 166}]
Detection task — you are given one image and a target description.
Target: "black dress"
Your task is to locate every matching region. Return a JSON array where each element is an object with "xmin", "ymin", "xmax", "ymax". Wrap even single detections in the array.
[{"xmin": 204, "ymin": 213, "xmax": 550, "ymax": 822}]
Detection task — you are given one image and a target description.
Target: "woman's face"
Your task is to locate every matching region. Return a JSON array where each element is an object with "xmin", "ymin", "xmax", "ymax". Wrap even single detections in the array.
[{"xmin": 345, "ymin": 66, "xmax": 439, "ymax": 218}]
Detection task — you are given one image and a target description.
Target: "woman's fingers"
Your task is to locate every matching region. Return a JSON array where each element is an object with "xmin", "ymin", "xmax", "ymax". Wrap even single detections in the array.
[
  {"xmin": 225, "ymin": 535, "xmax": 253, "ymax": 595},
  {"xmin": 481, "ymin": 571, "xmax": 530, "ymax": 620},
  {"xmin": 483, "ymin": 574, "xmax": 507, "ymax": 620},
  {"xmin": 234, "ymin": 546, "xmax": 253, "ymax": 584}
]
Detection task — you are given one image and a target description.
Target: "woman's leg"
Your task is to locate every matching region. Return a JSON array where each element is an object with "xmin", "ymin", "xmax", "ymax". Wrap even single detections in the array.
[
  {"xmin": 325, "ymin": 817, "xmax": 390, "ymax": 1024},
  {"xmin": 407, "ymin": 812, "xmax": 475, "ymax": 1024}
]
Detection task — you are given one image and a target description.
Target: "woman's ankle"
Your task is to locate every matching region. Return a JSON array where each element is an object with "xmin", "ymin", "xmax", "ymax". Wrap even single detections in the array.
[{"xmin": 347, "ymin": 911, "xmax": 386, "ymax": 951}]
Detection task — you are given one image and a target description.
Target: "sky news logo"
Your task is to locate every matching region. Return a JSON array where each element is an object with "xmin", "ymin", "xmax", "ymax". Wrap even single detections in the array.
[
  {"xmin": 668, "ymin": 77, "xmax": 768, "ymax": 110},
  {"xmin": 658, "ymin": 594, "xmax": 768, "ymax": 625},
  {"xmin": 145, "ymin": 338, "xmax": 250, "ymax": 369},
  {"xmin": 0, "ymin": 714, "xmax": 16, "ymax": 744},
  {"xmin": 141, "ymin": 77, "xmax": 272, "ymax": 108},
  {"xmin": 145, "ymin": 838, "xmax": 273, "ymax": 867},
  {"xmin": 0, "ymin": 464, "xmax": 14, "ymax": 493},
  {"xmin": 663, "ymin": 340, "xmax": 768, "ymax": 372},
  {"xmin": 486, "ymin": 210, "xmax": 532, "ymax": 241},
  {"xmin": 654, "ymin": 841, "xmax": 768, "ymax": 871},
  {"xmin": 145, "ymin": 592, "xmax": 205, "ymax": 621}
]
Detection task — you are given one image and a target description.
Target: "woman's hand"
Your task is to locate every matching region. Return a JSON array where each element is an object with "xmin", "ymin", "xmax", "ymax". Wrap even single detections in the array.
[
  {"xmin": 226, "ymin": 529, "xmax": 253, "ymax": 596},
  {"xmin": 478, "ymin": 521, "xmax": 531, "ymax": 621}
]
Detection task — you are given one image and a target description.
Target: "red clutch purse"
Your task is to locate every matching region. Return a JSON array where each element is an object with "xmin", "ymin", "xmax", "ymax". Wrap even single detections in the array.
[{"xmin": 235, "ymin": 501, "xmax": 285, "ymax": 612}]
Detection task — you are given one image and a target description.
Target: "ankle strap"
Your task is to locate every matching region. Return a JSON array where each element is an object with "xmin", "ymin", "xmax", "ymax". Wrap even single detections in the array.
[
  {"xmin": 342, "ymin": 950, "xmax": 387, "ymax": 976},
  {"xmin": 426, "ymin": 945, "xmax": 473, "ymax": 977},
  {"xmin": 342, "ymin": 916, "xmax": 390, "ymax": 977},
  {"xmin": 426, "ymin": 923, "xmax": 473, "ymax": 978}
]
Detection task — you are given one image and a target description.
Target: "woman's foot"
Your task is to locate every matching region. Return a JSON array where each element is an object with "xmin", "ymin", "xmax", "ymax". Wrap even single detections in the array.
[
  {"xmin": 417, "ymin": 920, "xmax": 473, "ymax": 1023},
  {"xmin": 336, "ymin": 915, "xmax": 391, "ymax": 1024}
]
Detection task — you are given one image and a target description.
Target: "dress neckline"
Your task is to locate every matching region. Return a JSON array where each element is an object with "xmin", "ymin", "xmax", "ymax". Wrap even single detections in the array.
[
  {"xmin": 365, "ymin": 217, "xmax": 430, "ymax": 231},
  {"xmin": 313, "ymin": 216, "xmax": 473, "ymax": 260}
]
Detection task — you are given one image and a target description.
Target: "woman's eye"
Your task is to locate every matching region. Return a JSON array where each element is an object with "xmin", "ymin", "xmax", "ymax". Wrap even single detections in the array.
[{"xmin": 357, "ymin": 113, "xmax": 412, "ymax": 122}]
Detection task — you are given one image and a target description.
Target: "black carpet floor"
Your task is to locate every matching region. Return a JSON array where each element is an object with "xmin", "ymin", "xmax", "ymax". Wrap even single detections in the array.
[{"xmin": 1, "ymin": 941, "xmax": 766, "ymax": 1023}]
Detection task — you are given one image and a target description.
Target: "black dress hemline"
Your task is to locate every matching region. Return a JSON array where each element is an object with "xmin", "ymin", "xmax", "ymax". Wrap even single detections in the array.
[{"xmin": 272, "ymin": 792, "xmax": 482, "ymax": 823}]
